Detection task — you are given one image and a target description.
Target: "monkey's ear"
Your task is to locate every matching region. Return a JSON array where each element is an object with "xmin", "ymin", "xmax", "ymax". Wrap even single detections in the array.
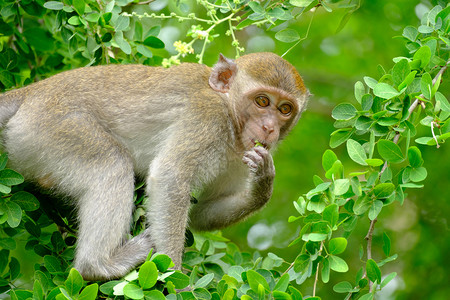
[{"xmin": 209, "ymin": 54, "xmax": 238, "ymax": 93}]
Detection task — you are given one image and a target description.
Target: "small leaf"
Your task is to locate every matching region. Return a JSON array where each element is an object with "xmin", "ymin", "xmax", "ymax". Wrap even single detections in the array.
[
  {"xmin": 420, "ymin": 72, "xmax": 432, "ymax": 99},
  {"xmin": 347, "ymin": 139, "xmax": 368, "ymax": 166},
  {"xmin": 413, "ymin": 45, "xmax": 431, "ymax": 68},
  {"xmin": 377, "ymin": 140, "xmax": 404, "ymax": 163},
  {"xmin": 392, "ymin": 59, "xmax": 410, "ymax": 88},
  {"xmin": 11, "ymin": 191, "xmax": 39, "ymax": 211},
  {"xmin": 138, "ymin": 261, "xmax": 158, "ymax": 289},
  {"xmin": 323, "ymin": 204, "xmax": 338, "ymax": 227},
  {"xmin": 43, "ymin": 1, "xmax": 64, "ymax": 10},
  {"xmin": 382, "ymin": 232, "xmax": 391, "ymax": 257},
  {"xmin": 165, "ymin": 271, "xmax": 189, "ymax": 289},
  {"xmin": 333, "ymin": 179, "xmax": 350, "ymax": 196},
  {"xmin": 373, "ymin": 83, "xmax": 400, "ymax": 99},
  {"xmin": 275, "ymin": 29, "xmax": 300, "ymax": 43},
  {"xmin": 322, "ymin": 149, "xmax": 338, "ymax": 172},
  {"xmin": 328, "ymin": 255, "xmax": 349, "ymax": 272},
  {"xmin": 123, "ymin": 283, "xmax": 144, "ymax": 300},
  {"xmin": 330, "ymin": 129, "xmax": 354, "ymax": 148},
  {"xmin": 0, "ymin": 169, "xmax": 24, "ymax": 186},
  {"xmin": 333, "ymin": 281, "xmax": 353, "ymax": 293},
  {"xmin": 4, "ymin": 201, "xmax": 22, "ymax": 228},
  {"xmin": 79, "ymin": 283, "xmax": 99, "ymax": 300},
  {"xmin": 354, "ymin": 81, "xmax": 365, "ymax": 103},
  {"xmin": 366, "ymin": 259, "xmax": 381, "ymax": 283},
  {"xmin": 143, "ymin": 36, "xmax": 165, "ymax": 49},
  {"xmin": 194, "ymin": 273, "xmax": 214, "ymax": 289},
  {"xmin": 410, "ymin": 167, "xmax": 427, "ymax": 182},
  {"xmin": 65, "ymin": 268, "xmax": 84, "ymax": 296},
  {"xmin": 373, "ymin": 183, "xmax": 395, "ymax": 198},
  {"xmin": 368, "ymin": 200, "xmax": 383, "ymax": 220},
  {"xmin": 365, "ymin": 159, "xmax": 383, "ymax": 167},
  {"xmin": 381, "ymin": 272, "xmax": 397, "ymax": 288},
  {"xmin": 332, "ymin": 103, "xmax": 357, "ymax": 120},
  {"xmin": 246, "ymin": 270, "xmax": 270, "ymax": 292},
  {"xmin": 329, "ymin": 238, "xmax": 347, "ymax": 255}
]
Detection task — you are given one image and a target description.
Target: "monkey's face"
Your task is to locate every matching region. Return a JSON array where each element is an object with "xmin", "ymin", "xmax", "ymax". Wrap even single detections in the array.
[{"xmin": 239, "ymin": 87, "xmax": 299, "ymax": 151}]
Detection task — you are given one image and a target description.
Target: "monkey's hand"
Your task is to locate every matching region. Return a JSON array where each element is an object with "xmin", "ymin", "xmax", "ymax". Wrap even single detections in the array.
[{"xmin": 242, "ymin": 146, "xmax": 275, "ymax": 205}]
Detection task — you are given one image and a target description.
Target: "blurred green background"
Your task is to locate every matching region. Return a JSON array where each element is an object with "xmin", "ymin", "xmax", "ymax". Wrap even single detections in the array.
[{"xmin": 205, "ymin": 0, "xmax": 450, "ymax": 299}]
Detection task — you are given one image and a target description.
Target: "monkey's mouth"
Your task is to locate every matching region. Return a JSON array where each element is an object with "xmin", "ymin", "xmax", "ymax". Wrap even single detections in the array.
[{"xmin": 252, "ymin": 139, "xmax": 269, "ymax": 149}]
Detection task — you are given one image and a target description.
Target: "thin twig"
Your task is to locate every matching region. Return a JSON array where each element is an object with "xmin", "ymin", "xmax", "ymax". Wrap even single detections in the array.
[
  {"xmin": 312, "ymin": 242, "xmax": 324, "ymax": 297},
  {"xmin": 431, "ymin": 121, "xmax": 441, "ymax": 148}
]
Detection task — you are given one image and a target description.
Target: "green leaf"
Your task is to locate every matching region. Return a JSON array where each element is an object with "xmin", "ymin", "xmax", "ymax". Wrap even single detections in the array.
[
  {"xmin": 123, "ymin": 283, "xmax": 144, "ymax": 300},
  {"xmin": 354, "ymin": 81, "xmax": 365, "ymax": 103},
  {"xmin": 166, "ymin": 271, "xmax": 189, "ymax": 289},
  {"xmin": 332, "ymin": 103, "xmax": 357, "ymax": 120},
  {"xmin": 355, "ymin": 116, "xmax": 373, "ymax": 131},
  {"xmin": 323, "ymin": 204, "xmax": 338, "ymax": 227},
  {"xmin": 381, "ymin": 272, "xmax": 397, "ymax": 289},
  {"xmin": 413, "ymin": 45, "xmax": 431, "ymax": 68},
  {"xmin": 436, "ymin": 92, "xmax": 450, "ymax": 112},
  {"xmin": 407, "ymin": 146, "xmax": 423, "ymax": 168},
  {"xmin": 410, "ymin": 167, "xmax": 427, "ymax": 182},
  {"xmin": 373, "ymin": 83, "xmax": 400, "ymax": 99},
  {"xmin": 333, "ymin": 281, "xmax": 352, "ymax": 293},
  {"xmin": 79, "ymin": 284, "xmax": 98, "ymax": 300},
  {"xmin": 403, "ymin": 26, "xmax": 418, "ymax": 41},
  {"xmin": 333, "ymin": 179, "xmax": 350, "ymax": 196},
  {"xmin": 365, "ymin": 159, "xmax": 383, "ymax": 167},
  {"xmin": 43, "ymin": 1, "xmax": 64, "ymax": 10},
  {"xmin": 382, "ymin": 232, "xmax": 391, "ymax": 257},
  {"xmin": 143, "ymin": 36, "xmax": 165, "ymax": 49},
  {"xmin": 275, "ymin": 29, "xmax": 300, "ymax": 43},
  {"xmin": 354, "ymin": 195, "xmax": 371, "ymax": 215},
  {"xmin": 322, "ymin": 149, "xmax": 337, "ymax": 172},
  {"xmin": 373, "ymin": 183, "xmax": 395, "ymax": 198},
  {"xmin": 274, "ymin": 273, "xmax": 290, "ymax": 292},
  {"xmin": 248, "ymin": 1, "xmax": 265, "ymax": 13},
  {"xmin": 136, "ymin": 45, "xmax": 153, "ymax": 58},
  {"xmin": 22, "ymin": 28, "xmax": 55, "ymax": 52},
  {"xmin": 114, "ymin": 31, "xmax": 131, "ymax": 54},
  {"xmin": 328, "ymin": 255, "xmax": 348, "ymax": 272},
  {"xmin": 33, "ymin": 280, "xmax": 44, "ymax": 300},
  {"xmin": 0, "ymin": 169, "xmax": 24, "ymax": 186},
  {"xmin": 138, "ymin": 261, "xmax": 158, "ymax": 289},
  {"xmin": 377, "ymin": 140, "xmax": 404, "ymax": 163},
  {"xmin": 73, "ymin": 0, "xmax": 85, "ymax": 15},
  {"xmin": 290, "ymin": 0, "xmax": 315, "ymax": 7},
  {"xmin": 44, "ymin": 256, "xmax": 62, "ymax": 274},
  {"xmin": 143, "ymin": 290, "xmax": 165, "ymax": 300},
  {"xmin": 420, "ymin": 72, "xmax": 432, "ymax": 99},
  {"xmin": 329, "ymin": 238, "xmax": 347, "ymax": 255},
  {"xmin": 366, "ymin": 259, "xmax": 381, "ymax": 283},
  {"xmin": 368, "ymin": 200, "xmax": 383, "ymax": 220},
  {"xmin": 114, "ymin": 15, "xmax": 130, "ymax": 31},
  {"xmin": 151, "ymin": 253, "xmax": 173, "ymax": 272},
  {"xmin": 65, "ymin": 268, "xmax": 84, "ymax": 296},
  {"xmin": 4, "ymin": 201, "xmax": 22, "ymax": 228},
  {"xmin": 247, "ymin": 270, "xmax": 270, "ymax": 292},
  {"xmin": 194, "ymin": 273, "xmax": 214, "ymax": 289},
  {"xmin": 330, "ymin": 129, "xmax": 354, "ymax": 148},
  {"xmin": 347, "ymin": 139, "xmax": 368, "ymax": 166},
  {"xmin": 321, "ymin": 258, "xmax": 330, "ymax": 283},
  {"xmin": 10, "ymin": 191, "xmax": 39, "ymax": 211},
  {"xmin": 392, "ymin": 59, "xmax": 410, "ymax": 88}
]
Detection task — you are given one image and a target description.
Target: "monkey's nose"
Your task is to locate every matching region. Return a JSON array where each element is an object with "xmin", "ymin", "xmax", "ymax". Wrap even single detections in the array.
[{"xmin": 262, "ymin": 124, "xmax": 275, "ymax": 134}]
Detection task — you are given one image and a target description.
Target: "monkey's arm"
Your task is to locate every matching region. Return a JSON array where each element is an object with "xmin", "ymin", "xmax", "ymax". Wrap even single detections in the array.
[{"xmin": 189, "ymin": 146, "xmax": 275, "ymax": 231}]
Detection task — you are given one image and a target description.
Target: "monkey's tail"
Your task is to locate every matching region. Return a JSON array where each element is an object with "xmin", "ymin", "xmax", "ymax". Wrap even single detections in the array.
[{"xmin": 0, "ymin": 89, "xmax": 24, "ymax": 127}]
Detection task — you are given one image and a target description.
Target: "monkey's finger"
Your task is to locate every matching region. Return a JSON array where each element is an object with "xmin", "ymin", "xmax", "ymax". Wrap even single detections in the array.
[{"xmin": 242, "ymin": 156, "xmax": 259, "ymax": 171}]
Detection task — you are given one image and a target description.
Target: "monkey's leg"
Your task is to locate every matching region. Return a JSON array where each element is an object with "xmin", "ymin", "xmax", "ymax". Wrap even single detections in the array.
[
  {"xmin": 146, "ymin": 157, "xmax": 192, "ymax": 270},
  {"xmin": 73, "ymin": 147, "xmax": 153, "ymax": 281},
  {"xmin": 16, "ymin": 113, "xmax": 153, "ymax": 281}
]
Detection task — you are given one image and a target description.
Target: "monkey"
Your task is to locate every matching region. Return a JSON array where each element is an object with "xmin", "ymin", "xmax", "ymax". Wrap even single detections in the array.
[{"xmin": 0, "ymin": 52, "xmax": 309, "ymax": 281}]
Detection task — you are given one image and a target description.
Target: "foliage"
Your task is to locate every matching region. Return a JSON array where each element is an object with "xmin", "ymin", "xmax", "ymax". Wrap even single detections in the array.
[{"xmin": 0, "ymin": 0, "xmax": 449, "ymax": 299}]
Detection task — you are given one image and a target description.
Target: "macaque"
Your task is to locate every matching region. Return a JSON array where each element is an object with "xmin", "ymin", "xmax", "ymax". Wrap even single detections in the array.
[{"xmin": 0, "ymin": 52, "xmax": 309, "ymax": 280}]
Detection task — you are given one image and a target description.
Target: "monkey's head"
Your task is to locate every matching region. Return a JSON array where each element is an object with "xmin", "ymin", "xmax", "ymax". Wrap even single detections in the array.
[{"xmin": 209, "ymin": 52, "xmax": 309, "ymax": 151}]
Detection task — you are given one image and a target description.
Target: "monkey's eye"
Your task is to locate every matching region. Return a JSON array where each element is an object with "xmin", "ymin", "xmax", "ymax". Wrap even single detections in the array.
[
  {"xmin": 279, "ymin": 103, "xmax": 292, "ymax": 115},
  {"xmin": 255, "ymin": 95, "xmax": 270, "ymax": 107}
]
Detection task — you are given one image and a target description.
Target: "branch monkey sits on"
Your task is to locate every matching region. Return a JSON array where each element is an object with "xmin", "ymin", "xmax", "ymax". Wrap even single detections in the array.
[{"xmin": 0, "ymin": 52, "xmax": 309, "ymax": 280}]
